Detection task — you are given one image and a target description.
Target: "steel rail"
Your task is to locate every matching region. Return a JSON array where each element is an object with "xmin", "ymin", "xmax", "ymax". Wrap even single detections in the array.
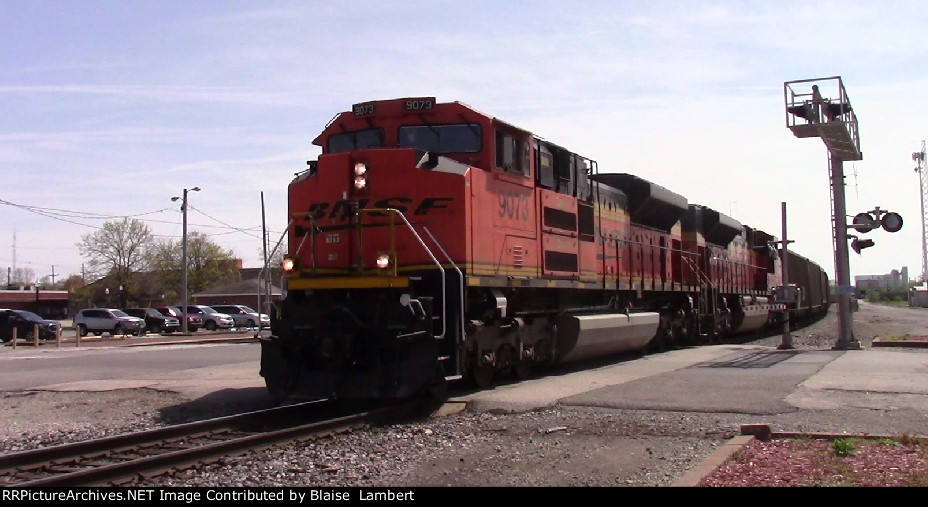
[{"xmin": 0, "ymin": 400, "xmax": 420, "ymax": 487}]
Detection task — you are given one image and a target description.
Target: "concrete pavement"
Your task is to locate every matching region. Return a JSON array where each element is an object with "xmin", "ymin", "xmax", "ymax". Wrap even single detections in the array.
[{"xmin": 455, "ymin": 344, "xmax": 928, "ymax": 435}]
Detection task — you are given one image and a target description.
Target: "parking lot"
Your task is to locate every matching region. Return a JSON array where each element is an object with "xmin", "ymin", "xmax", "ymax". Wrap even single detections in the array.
[{"xmin": 2, "ymin": 319, "xmax": 265, "ymax": 349}]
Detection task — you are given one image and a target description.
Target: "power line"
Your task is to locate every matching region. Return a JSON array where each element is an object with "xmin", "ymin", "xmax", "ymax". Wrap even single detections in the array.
[
  {"xmin": 0, "ymin": 200, "xmax": 173, "ymax": 220},
  {"xmin": 1, "ymin": 196, "xmax": 268, "ymax": 237},
  {"xmin": 189, "ymin": 205, "xmax": 263, "ymax": 240}
]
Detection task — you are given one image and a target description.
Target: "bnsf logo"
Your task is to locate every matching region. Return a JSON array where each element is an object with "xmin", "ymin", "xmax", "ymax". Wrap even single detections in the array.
[{"xmin": 302, "ymin": 197, "xmax": 453, "ymax": 221}]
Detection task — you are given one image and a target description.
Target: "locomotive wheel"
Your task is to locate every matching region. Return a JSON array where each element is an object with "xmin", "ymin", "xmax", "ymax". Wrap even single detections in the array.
[
  {"xmin": 471, "ymin": 365, "xmax": 494, "ymax": 389},
  {"xmin": 649, "ymin": 337, "xmax": 664, "ymax": 353},
  {"xmin": 663, "ymin": 328, "xmax": 679, "ymax": 350},
  {"xmin": 720, "ymin": 314, "xmax": 732, "ymax": 340},
  {"xmin": 649, "ymin": 331, "xmax": 669, "ymax": 353}
]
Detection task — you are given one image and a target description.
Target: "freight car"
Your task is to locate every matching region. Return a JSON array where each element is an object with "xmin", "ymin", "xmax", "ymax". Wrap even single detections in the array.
[
  {"xmin": 780, "ymin": 250, "xmax": 831, "ymax": 323},
  {"xmin": 261, "ymin": 97, "xmax": 830, "ymax": 400}
]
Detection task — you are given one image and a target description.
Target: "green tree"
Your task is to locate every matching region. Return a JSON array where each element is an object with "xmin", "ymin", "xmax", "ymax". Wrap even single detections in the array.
[
  {"xmin": 187, "ymin": 232, "xmax": 241, "ymax": 293},
  {"xmin": 77, "ymin": 218, "xmax": 153, "ymax": 307},
  {"xmin": 146, "ymin": 232, "xmax": 240, "ymax": 300},
  {"xmin": 146, "ymin": 238, "xmax": 182, "ymax": 303}
]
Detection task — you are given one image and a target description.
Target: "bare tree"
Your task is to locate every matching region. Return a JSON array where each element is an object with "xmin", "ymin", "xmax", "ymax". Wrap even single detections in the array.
[
  {"xmin": 61, "ymin": 274, "xmax": 85, "ymax": 293},
  {"xmin": 10, "ymin": 267, "xmax": 36, "ymax": 285},
  {"xmin": 258, "ymin": 239, "xmax": 288, "ymax": 286},
  {"xmin": 77, "ymin": 218, "xmax": 153, "ymax": 307}
]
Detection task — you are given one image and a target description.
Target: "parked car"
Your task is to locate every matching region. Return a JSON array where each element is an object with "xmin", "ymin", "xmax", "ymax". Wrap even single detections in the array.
[
  {"xmin": 178, "ymin": 305, "xmax": 234, "ymax": 331},
  {"xmin": 210, "ymin": 305, "xmax": 270, "ymax": 328},
  {"xmin": 154, "ymin": 306, "xmax": 203, "ymax": 332},
  {"xmin": 121, "ymin": 308, "xmax": 180, "ymax": 334},
  {"xmin": 73, "ymin": 308, "xmax": 145, "ymax": 337},
  {"xmin": 0, "ymin": 309, "xmax": 60, "ymax": 342}
]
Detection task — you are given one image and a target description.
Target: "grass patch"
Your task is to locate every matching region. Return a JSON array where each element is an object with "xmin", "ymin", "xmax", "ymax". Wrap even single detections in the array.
[
  {"xmin": 882, "ymin": 333, "xmax": 912, "ymax": 342},
  {"xmin": 876, "ymin": 300, "xmax": 910, "ymax": 308},
  {"xmin": 833, "ymin": 438, "xmax": 856, "ymax": 457}
]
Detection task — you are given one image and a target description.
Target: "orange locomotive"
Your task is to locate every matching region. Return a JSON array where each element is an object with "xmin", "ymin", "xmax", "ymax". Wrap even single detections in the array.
[{"xmin": 262, "ymin": 97, "xmax": 829, "ymax": 399}]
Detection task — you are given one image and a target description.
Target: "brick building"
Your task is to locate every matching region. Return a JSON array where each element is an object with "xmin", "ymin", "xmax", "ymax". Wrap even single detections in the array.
[{"xmin": 0, "ymin": 286, "xmax": 70, "ymax": 319}]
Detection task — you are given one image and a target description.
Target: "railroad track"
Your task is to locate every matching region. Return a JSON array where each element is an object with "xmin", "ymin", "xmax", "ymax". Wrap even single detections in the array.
[{"xmin": 0, "ymin": 400, "xmax": 423, "ymax": 486}]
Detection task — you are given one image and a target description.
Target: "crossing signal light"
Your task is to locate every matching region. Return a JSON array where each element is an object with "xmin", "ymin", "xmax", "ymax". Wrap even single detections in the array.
[
  {"xmin": 851, "ymin": 237, "xmax": 875, "ymax": 254},
  {"xmin": 881, "ymin": 212, "xmax": 903, "ymax": 233},
  {"xmin": 824, "ymin": 102, "xmax": 851, "ymax": 121},
  {"xmin": 787, "ymin": 103, "xmax": 818, "ymax": 123},
  {"xmin": 852, "ymin": 212, "xmax": 876, "ymax": 233}
]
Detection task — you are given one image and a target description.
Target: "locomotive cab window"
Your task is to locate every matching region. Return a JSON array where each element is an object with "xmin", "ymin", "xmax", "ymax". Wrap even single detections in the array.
[
  {"xmin": 575, "ymin": 156, "xmax": 592, "ymax": 201},
  {"xmin": 496, "ymin": 131, "xmax": 530, "ymax": 176},
  {"xmin": 398, "ymin": 124, "xmax": 481, "ymax": 154},
  {"xmin": 537, "ymin": 144, "xmax": 555, "ymax": 188},
  {"xmin": 327, "ymin": 128, "xmax": 384, "ymax": 153}
]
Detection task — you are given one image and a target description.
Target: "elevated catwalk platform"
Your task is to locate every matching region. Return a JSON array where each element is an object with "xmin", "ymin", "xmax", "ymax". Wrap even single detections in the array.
[{"xmin": 785, "ymin": 77, "xmax": 862, "ymax": 161}]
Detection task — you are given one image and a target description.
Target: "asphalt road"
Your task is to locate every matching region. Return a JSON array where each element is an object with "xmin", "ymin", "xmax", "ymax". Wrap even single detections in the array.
[{"xmin": 0, "ymin": 341, "xmax": 261, "ymax": 392}]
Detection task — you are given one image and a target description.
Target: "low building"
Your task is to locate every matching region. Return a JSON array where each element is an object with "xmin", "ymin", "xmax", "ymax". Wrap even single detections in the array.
[
  {"xmin": 854, "ymin": 266, "xmax": 909, "ymax": 298},
  {"xmin": 192, "ymin": 278, "xmax": 282, "ymax": 311},
  {"xmin": 910, "ymin": 285, "xmax": 928, "ymax": 308},
  {"xmin": 0, "ymin": 286, "xmax": 70, "ymax": 319}
]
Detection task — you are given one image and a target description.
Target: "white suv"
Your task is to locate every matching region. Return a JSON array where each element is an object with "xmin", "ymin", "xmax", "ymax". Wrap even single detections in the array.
[
  {"xmin": 179, "ymin": 305, "xmax": 234, "ymax": 331},
  {"xmin": 73, "ymin": 308, "xmax": 145, "ymax": 337},
  {"xmin": 210, "ymin": 305, "xmax": 270, "ymax": 329}
]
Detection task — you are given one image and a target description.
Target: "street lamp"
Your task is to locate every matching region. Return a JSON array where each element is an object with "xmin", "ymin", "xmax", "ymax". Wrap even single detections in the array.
[{"xmin": 172, "ymin": 186, "xmax": 200, "ymax": 333}]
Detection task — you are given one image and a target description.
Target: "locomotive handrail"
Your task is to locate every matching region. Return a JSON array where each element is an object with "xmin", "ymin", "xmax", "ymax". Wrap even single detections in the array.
[
  {"xmin": 256, "ymin": 218, "xmax": 295, "ymax": 321},
  {"xmin": 357, "ymin": 208, "xmax": 447, "ymax": 341},
  {"xmin": 423, "ymin": 226, "xmax": 465, "ymax": 378},
  {"xmin": 290, "ymin": 212, "xmax": 322, "ymax": 271}
]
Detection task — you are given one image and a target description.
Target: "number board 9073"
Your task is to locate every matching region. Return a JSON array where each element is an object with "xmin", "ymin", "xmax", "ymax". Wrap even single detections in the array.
[
  {"xmin": 404, "ymin": 97, "xmax": 435, "ymax": 111},
  {"xmin": 352, "ymin": 102, "xmax": 375, "ymax": 116}
]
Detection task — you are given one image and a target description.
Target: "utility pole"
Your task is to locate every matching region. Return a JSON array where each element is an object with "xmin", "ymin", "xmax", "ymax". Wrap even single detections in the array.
[
  {"xmin": 914, "ymin": 141, "xmax": 927, "ymax": 283},
  {"xmin": 777, "ymin": 202, "xmax": 794, "ymax": 349},
  {"xmin": 172, "ymin": 187, "xmax": 200, "ymax": 333},
  {"xmin": 261, "ymin": 192, "xmax": 270, "ymax": 313},
  {"xmin": 49, "ymin": 265, "xmax": 57, "ymax": 285}
]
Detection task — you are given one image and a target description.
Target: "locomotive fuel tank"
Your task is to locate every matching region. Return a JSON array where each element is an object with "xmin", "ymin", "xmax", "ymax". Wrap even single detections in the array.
[
  {"xmin": 733, "ymin": 297, "xmax": 775, "ymax": 334},
  {"xmin": 552, "ymin": 312, "xmax": 660, "ymax": 364}
]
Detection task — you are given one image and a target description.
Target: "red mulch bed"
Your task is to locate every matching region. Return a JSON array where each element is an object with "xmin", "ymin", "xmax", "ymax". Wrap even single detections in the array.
[{"xmin": 700, "ymin": 438, "xmax": 928, "ymax": 487}]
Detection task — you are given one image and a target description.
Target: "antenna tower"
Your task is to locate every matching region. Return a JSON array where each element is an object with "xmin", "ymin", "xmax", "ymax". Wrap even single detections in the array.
[{"xmin": 914, "ymin": 140, "xmax": 928, "ymax": 282}]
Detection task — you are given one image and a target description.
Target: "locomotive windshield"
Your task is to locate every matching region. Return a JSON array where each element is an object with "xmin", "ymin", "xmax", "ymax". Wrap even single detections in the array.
[
  {"xmin": 398, "ymin": 123, "xmax": 481, "ymax": 153},
  {"xmin": 327, "ymin": 128, "xmax": 384, "ymax": 153}
]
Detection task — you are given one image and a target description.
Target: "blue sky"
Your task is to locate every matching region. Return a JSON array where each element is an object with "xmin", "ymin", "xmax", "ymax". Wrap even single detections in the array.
[{"xmin": 2, "ymin": 0, "xmax": 927, "ymax": 284}]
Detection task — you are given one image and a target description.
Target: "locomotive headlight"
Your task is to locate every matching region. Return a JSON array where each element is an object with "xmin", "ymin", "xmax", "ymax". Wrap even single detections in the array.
[
  {"xmin": 354, "ymin": 175, "xmax": 367, "ymax": 190},
  {"xmin": 353, "ymin": 162, "xmax": 367, "ymax": 176},
  {"xmin": 282, "ymin": 257, "xmax": 296, "ymax": 272},
  {"xmin": 376, "ymin": 253, "xmax": 391, "ymax": 269}
]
